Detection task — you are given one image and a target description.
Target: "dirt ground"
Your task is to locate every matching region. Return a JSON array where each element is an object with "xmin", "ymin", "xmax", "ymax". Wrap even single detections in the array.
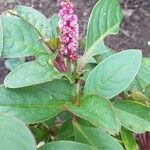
[{"xmin": 0, "ymin": 0, "xmax": 150, "ymax": 83}]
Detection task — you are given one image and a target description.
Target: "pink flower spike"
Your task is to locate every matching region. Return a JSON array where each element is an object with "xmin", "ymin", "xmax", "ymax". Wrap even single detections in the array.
[{"xmin": 58, "ymin": 0, "xmax": 79, "ymax": 62}]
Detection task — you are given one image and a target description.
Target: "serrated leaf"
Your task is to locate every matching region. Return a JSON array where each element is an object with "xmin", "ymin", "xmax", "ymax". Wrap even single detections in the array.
[
  {"xmin": 15, "ymin": 5, "xmax": 52, "ymax": 38},
  {"xmin": 84, "ymin": 0, "xmax": 122, "ymax": 61},
  {"xmin": 4, "ymin": 61, "xmax": 60, "ymax": 88},
  {"xmin": 49, "ymin": 14, "xmax": 59, "ymax": 38},
  {"xmin": 66, "ymin": 95, "xmax": 119, "ymax": 134},
  {"xmin": 0, "ymin": 16, "xmax": 3, "ymax": 56},
  {"xmin": 84, "ymin": 50, "xmax": 142, "ymax": 99},
  {"xmin": 1, "ymin": 16, "xmax": 46, "ymax": 58},
  {"xmin": 38, "ymin": 141, "xmax": 94, "ymax": 150},
  {"xmin": 0, "ymin": 79, "xmax": 73, "ymax": 123},
  {"xmin": 121, "ymin": 127, "xmax": 138, "ymax": 150},
  {"xmin": 74, "ymin": 123, "xmax": 123, "ymax": 150},
  {"xmin": 0, "ymin": 114, "xmax": 36, "ymax": 150},
  {"xmin": 114, "ymin": 100, "xmax": 150, "ymax": 133}
]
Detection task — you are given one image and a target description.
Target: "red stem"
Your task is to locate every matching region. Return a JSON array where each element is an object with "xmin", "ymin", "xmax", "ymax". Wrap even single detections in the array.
[
  {"xmin": 136, "ymin": 132, "xmax": 150, "ymax": 150},
  {"xmin": 54, "ymin": 52, "xmax": 67, "ymax": 72}
]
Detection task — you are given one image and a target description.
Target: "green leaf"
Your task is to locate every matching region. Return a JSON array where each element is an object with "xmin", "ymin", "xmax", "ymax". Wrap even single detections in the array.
[
  {"xmin": 126, "ymin": 77, "xmax": 147, "ymax": 93},
  {"xmin": 79, "ymin": 38, "xmax": 86, "ymax": 50},
  {"xmin": 57, "ymin": 111, "xmax": 72, "ymax": 122},
  {"xmin": 74, "ymin": 123, "xmax": 123, "ymax": 150},
  {"xmin": 84, "ymin": 50, "xmax": 142, "ymax": 99},
  {"xmin": 0, "ymin": 16, "xmax": 3, "ymax": 56},
  {"xmin": 4, "ymin": 61, "xmax": 61, "ymax": 88},
  {"xmin": 145, "ymin": 85, "xmax": 150, "ymax": 99},
  {"xmin": 138, "ymin": 58, "xmax": 150, "ymax": 85},
  {"xmin": 56, "ymin": 121, "xmax": 74, "ymax": 140},
  {"xmin": 121, "ymin": 127, "xmax": 138, "ymax": 150},
  {"xmin": 30, "ymin": 127, "xmax": 46, "ymax": 144},
  {"xmin": 0, "ymin": 114, "xmax": 36, "ymax": 150},
  {"xmin": 66, "ymin": 95, "xmax": 119, "ymax": 134},
  {"xmin": 42, "ymin": 118, "xmax": 55, "ymax": 129},
  {"xmin": 80, "ymin": 63, "xmax": 97, "ymax": 81},
  {"xmin": 49, "ymin": 14, "xmax": 59, "ymax": 38},
  {"xmin": 38, "ymin": 141, "xmax": 94, "ymax": 150},
  {"xmin": 88, "ymin": 48, "xmax": 116, "ymax": 64},
  {"xmin": 15, "ymin": 5, "xmax": 52, "ymax": 38},
  {"xmin": 77, "ymin": 118, "xmax": 93, "ymax": 127},
  {"xmin": 87, "ymin": 41, "xmax": 110, "ymax": 63},
  {"xmin": 128, "ymin": 92, "xmax": 149, "ymax": 105},
  {"xmin": 48, "ymin": 38, "xmax": 60, "ymax": 50},
  {"xmin": 127, "ymin": 58, "xmax": 150, "ymax": 92},
  {"xmin": 36, "ymin": 53, "xmax": 48, "ymax": 65},
  {"xmin": 5, "ymin": 58, "xmax": 24, "ymax": 70},
  {"xmin": 0, "ymin": 79, "xmax": 73, "ymax": 123},
  {"xmin": 100, "ymin": 49, "xmax": 116, "ymax": 60},
  {"xmin": 1, "ymin": 16, "xmax": 46, "ymax": 58},
  {"xmin": 85, "ymin": 0, "xmax": 122, "ymax": 60},
  {"xmin": 114, "ymin": 100, "xmax": 150, "ymax": 133},
  {"xmin": 38, "ymin": 79, "xmax": 75, "ymax": 101}
]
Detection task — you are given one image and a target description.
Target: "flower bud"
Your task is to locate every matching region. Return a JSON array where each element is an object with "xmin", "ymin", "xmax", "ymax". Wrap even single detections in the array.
[{"xmin": 58, "ymin": 0, "xmax": 79, "ymax": 62}]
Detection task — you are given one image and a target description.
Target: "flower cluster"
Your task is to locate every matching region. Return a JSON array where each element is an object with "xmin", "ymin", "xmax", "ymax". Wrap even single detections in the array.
[{"xmin": 59, "ymin": 0, "xmax": 79, "ymax": 62}]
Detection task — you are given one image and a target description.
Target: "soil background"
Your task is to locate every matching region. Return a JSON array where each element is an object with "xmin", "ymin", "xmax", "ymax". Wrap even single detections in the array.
[{"xmin": 0, "ymin": 0, "xmax": 150, "ymax": 84}]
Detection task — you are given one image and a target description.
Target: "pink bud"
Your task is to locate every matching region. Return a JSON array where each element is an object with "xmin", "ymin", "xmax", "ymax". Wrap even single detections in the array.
[
  {"xmin": 58, "ymin": 0, "xmax": 79, "ymax": 62},
  {"xmin": 60, "ymin": 35, "xmax": 70, "ymax": 43},
  {"xmin": 60, "ymin": 47, "xmax": 68, "ymax": 55}
]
